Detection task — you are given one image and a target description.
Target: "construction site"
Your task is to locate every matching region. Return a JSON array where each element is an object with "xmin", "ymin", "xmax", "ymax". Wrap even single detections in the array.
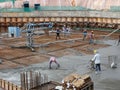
[{"xmin": 0, "ymin": 0, "xmax": 120, "ymax": 90}]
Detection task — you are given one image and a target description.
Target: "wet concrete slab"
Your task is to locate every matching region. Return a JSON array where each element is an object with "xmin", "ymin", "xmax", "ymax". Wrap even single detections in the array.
[{"xmin": 0, "ymin": 40, "xmax": 120, "ymax": 90}]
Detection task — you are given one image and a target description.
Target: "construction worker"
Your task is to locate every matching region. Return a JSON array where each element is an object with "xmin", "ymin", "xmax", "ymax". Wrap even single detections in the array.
[
  {"xmin": 82, "ymin": 29, "xmax": 87, "ymax": 41},
  {"xmin": 62, "ymin": 25, "xmax": 66, "ymax": 38},
  {"xmin": 91, "ymin": 50, "xmax": 101, "ymax": 74},
  {"xmin": 49, "ymin": 56, "xmax": 60, "ymax": 69},
  {"xmin": 88, "ymin": 31, "xmax": 95, "ymax": 44},
  {"xmin": 56, "ymin": 28, "xmax": 61, "ymax": 40},
  {"xmin": 66, "ymin": 26, "xmax": 71, "ymax": 38}
]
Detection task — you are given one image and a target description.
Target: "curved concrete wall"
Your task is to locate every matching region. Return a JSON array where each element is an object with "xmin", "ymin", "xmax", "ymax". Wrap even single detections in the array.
[{"xmin": 0, "ymin": 11, "xmax": 120, "ymax": 18}]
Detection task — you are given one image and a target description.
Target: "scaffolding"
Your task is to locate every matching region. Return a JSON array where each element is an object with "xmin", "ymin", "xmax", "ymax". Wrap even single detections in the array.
[{"xmin": 21, "ymin": 22, "xmax": 53, "ymax": 51}]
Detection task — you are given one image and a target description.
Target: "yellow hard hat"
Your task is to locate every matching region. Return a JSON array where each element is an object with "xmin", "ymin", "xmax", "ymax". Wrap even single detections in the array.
[{"xmin": 94, "ymin": 50, "xmax": 97, "ymax": 53}]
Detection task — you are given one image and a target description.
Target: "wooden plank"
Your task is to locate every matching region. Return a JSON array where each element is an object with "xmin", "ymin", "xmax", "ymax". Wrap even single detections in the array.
[
  {"xmin": 0, "ymin": 79, "xmax": 2, "ymax": 87},
  {"xmin": 9, "ymin": 83, "xmax": 13, "ymax": 90},
  {"xmin": 1, "ymin": 80, "xmax": 5, "ymax": 88},
  {"xmin": 5, "ymin": 81, "xmax": 9, "ymax": 90}
]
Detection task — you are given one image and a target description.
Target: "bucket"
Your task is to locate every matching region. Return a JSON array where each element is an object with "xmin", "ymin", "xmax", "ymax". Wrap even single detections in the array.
[{"xmin": 108, "ymin": 55, "xmax": 118, "ymax": 68}]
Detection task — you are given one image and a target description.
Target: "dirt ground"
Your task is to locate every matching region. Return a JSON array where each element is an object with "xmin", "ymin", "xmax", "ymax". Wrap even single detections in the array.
[{"xmin": 0, "ymin": 30, "xmax": 119, "ymax": 70}]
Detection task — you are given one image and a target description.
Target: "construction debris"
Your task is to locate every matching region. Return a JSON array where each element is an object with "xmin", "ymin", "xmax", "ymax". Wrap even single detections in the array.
[
  {"xmin": 61, "ymin": 73, "xmax": 93, "ymax": 90},
  {"xmin": 29, "ymin": 73, "xmax": 93, "ymax": 90}
]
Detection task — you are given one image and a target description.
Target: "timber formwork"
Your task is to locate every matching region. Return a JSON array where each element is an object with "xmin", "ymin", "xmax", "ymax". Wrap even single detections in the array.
[{"xmin": 0, "ymin": 11, "xmax": 120, "ymax": 32}]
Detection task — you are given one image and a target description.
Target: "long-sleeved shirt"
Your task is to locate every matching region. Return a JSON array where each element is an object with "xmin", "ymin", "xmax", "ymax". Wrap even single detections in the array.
[
  {"xmin": 49, "ymin": 57, "xmax": 56, "ymax": 62},
  {"xmin": 92, "ymin": 53, "xmax": 101, "ymax": 64}
]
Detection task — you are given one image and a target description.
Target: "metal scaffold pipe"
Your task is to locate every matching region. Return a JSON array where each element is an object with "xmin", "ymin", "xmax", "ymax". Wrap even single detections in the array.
[{"xmin": 20, "ymin": 22, "xmax": 53, "ymax": 52}]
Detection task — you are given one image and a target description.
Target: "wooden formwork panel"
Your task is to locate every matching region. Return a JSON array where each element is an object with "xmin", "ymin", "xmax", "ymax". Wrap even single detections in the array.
[
  {"xmin": 112, "ymin": 19, "xmax": 117, "ymax": 23},
  {"xmin": 97, "ymin": 18, "xmax": 102, "ymax": 23},
  {"xmin": 117, "ymin": 19, "xmax": 120, "ymax": 24},
  {"xmin": 50, "ymin": 17, "xmax": 56, "ymax": 22},
  {"xmin": 0, "ymin": 18, "xmax": 5, "ymax": 22},
  {"xmin": 72, "ymin": 18, "xmax": 77, "ymax": 22},
  {"xmin": 67, "ymin": 17, "xmax": 72, "ymax": 22},
  {"xmin": 45, "ymin": 18, "xmax": 50, "ymax": 22},
  {"xmin": 37, "ymin": 18, "xmax": 41, "ymax": 22},
  {"xmin": 56, "ymin": 17, "xmax": 61, "ymax": 22},
  {"xmin": 11, "ymin": 17, "xmax": 16, "ymax": 22},
  {"xmin": 102, "ymin": 18, "xmax": 107, "ymax": 23},
  {"xmin": 6, "ymin": 18, "xmax": 11, "ymax": 22},
  {"xmin": 39, "ymin": 18, "xmax": 45, "ymax": 22},
  {"xmin": 78, "ymin": 18, "xmax": 83, "ymax": 22},
  {"xmin": 89, "ymin": 18, "xmax": 93, "ymax": 22},
  {"xmin": 28, "ymin": 18, "xmax": 33, "ymax": 22},
  {"xmin": 84, "ymin": 17, "xmax": 88, "ymax": 22},
  {"xmin": 22, "ymin": 18, "xmax": 28, "ymax": 22},
  {"xmin": 34, "ymin": 18, "xmax": 39, "ymax": 22},
  {"xmin": 17, "ymin": 18, "xmax": 22, "ymax": 22},
  {"xmin": 93, "ymin": 18, "xmax": 97, "ymax": 22},
  {"xmin": 61, "ymin": 17, "xmax": 66, "ymax": 22},
  {"xmin": 106, "ymin": 18, "xmax": 112, "ymax": 24}
]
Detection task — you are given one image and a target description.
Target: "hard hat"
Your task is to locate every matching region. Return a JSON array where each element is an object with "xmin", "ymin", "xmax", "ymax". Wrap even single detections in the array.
[{"xmin": 94, "ymin": 50, "xmax": 98, "ymax": 53}]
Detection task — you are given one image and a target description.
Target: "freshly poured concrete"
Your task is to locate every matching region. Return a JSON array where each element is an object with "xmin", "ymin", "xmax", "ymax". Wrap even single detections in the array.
[{"xmin": 0, "ymin": 40, "xmax": 120, "ymax": 90}]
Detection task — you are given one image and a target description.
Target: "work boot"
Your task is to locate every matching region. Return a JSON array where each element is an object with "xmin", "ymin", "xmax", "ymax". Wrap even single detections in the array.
[
  {"xmin": 58, "ymin": 64, "xmax": 60, "ymax": 68},
  {"xmin": 49, "ymin": 67, "xmax": 52, "ymax": 69}
]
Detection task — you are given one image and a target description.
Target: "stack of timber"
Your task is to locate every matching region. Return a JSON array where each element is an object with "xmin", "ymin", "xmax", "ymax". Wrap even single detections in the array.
[{"xmin": 61, "ymin": 73, "xmax": 94, "ymax": 90}]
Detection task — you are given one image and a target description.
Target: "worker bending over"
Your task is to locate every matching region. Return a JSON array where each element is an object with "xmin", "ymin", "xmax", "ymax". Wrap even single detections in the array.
[{"xmin": 49, "ymin": 56, "xmax": 60, "ymax": 69}]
